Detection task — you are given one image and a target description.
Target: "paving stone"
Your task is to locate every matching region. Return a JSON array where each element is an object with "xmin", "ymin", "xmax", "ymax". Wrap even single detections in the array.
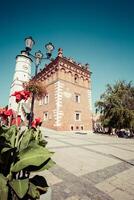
[
  {"xmin": 109, "ymin": 189, "xmax": 134, "ymax": 200},
  {"xmin": 64, "ymin": 188, "xmax": 72, "ymax": 194},
  {"xmin": 52, "ymin": 183, "xmax": 72, "ymax": 200},
  {"xmin": 41, "ymin": 128, "xmax": 134, "ymax": 200},
  {"xmin": 96, "ymin": 182, "xmax": 116, "ymax": 193},
  {"xmin": 81, "ymin": 195, "xmax": 91, "ymax": 200},
  {"xmin": 44, "ymin": 170, "xmax": 63, "ymax": 186},
  {"xmin": 50, "ymin": 165, "xmax": 113, "ymax": 200},
  {"xmin": 82, "ymin": 161, "xmax": 131, "ymax": 184},
  {"xmin": 65, "ymin": 195, "xmax": 80, "ymax": 200}
]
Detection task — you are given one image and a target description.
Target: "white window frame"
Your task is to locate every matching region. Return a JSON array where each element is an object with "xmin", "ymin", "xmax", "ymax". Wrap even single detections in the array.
[
  {"xmin": 75, "ymin": 93, "xmax": 80, "ymax": 103},
  {"xmin": 43, "ymin": 94, "xmax": 49, "ymax": 105},
  {"xmin": 39, "ymin": 99, "xmax": 43, "ymax": 105}
]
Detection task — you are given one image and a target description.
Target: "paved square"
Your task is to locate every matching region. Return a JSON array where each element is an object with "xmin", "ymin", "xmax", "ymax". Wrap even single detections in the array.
[{"xmin": 40, "ymin": 129, "xmax": 134, "ymax": 200}]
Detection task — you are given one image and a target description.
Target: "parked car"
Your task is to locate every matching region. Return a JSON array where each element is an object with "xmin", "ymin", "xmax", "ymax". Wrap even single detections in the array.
[{"xmin": 116, "ymin": 129, "xmax": 134, "ymax": 138}]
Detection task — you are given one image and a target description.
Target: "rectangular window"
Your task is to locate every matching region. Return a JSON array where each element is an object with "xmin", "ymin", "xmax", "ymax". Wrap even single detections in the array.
[
  {"xmin": 43, "ymin": 95, "xmax": 49, "ymax": 104},
  {"xmin": 44, "ymin": 112, "xmax": 48, "ymax": 121},
  {"xmin": 75, "ymin": 111, "xmax": 81, "ymax": 121},
  {"xmin": 39, "ymin": 95, "xmax": 49, "ymax": 105},
  {"xmin": 75, "ymin": 93, "xmax": 80, "ymax": 103},
  {"xmin": 39, "ymin": 99, "xmax": 43, "ymax": 105}
]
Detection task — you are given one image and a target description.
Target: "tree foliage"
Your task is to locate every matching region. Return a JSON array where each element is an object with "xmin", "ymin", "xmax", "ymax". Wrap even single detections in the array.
[{"xmin": 95, "ymin": 80, "xmax": 134, "ymax": 130}]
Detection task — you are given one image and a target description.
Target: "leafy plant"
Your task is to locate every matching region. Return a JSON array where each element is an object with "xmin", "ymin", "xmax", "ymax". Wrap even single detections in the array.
[
  {"xmin": 95, "ymin": 80, "xmax": 134, "ymax": 131},
  {"xmin": 0, "ymin": 125, "xmax": 55, "ymax": 200}
]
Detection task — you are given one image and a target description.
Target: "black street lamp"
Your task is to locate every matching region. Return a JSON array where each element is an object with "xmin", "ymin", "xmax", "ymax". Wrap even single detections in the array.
[{"xmin": 24, "ymin": 36, "xmax": 55, "ymax": 127}]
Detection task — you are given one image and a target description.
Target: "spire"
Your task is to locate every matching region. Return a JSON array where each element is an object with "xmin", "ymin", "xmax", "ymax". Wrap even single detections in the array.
[{"xmin": 58, "ymin": 48, "xmax": 63, "ymax": 57}]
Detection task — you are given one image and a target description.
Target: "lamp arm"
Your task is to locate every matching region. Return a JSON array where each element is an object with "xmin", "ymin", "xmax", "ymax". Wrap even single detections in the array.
[{"xmin": 28, "ymin": 53, "xmax": 50, "ymax": 60}]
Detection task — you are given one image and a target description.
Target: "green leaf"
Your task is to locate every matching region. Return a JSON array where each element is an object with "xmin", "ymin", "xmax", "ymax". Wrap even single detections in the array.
[
  {"xmin": 28, "ymin": 182, "xmax": 40, "ymax": 199},
  {"xmin": 0, "ymin": 125, "xmax": 18, "ymax": 147},
  {"xmin": 9, "ymin": 179, "xmax": 29, "ymax": 198},
  {"xmin": 0, "ymin": 136, "xmax": 9, "ymax": 151},
  {"xmin": 10, "ymin": 126, "xmax": 18, "ymax": 147},
  {"xmin": 0, "ymin": 125, "xmax": 9, "ymax": 135},
  {"xmin": 38, "ymin": 139, "xmax": 47, "ymax": 147},
  {"xmin": 0, "ymin": 147, "xmax": 18, "ymax": 177},
  {"xmin": 11, "ymin": 144, "xmax": 54, "ymax": 172},
  {"xmin": 41, "ymin": 158, "xmax": 55, "ymax": 170},
  {"xmin": 35, "ymin": 158, "xmax": 56, "ymax": 172},
  {"xmin": 0, "ymin": 173, "xmax": 8, "ymax": 200},
  {"xmin": 8, "ymin": 125, "xmax": 17, "ymax": 138},
  {"xmin": 30, "ymin": 175, "xmax": 48, "ymax": 194},
  {"xmin": 1, "ymin": 147, "xmax": 12, "ymax": 154},
  {"xmin": 19, "ymin": 129, "xmax": 33, "ymax": 151},
  {"xmin": 24, "ymin": 158, "xmax": 55, "ymax": 172}
]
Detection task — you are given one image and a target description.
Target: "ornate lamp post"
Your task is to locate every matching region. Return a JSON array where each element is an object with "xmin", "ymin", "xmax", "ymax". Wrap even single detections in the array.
[{"xmin": 24, "ymin": 36, "xmax": 55, "ymax": 127}]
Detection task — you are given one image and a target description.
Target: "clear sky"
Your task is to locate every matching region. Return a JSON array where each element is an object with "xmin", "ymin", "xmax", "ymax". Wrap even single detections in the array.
[{"xmin": 0, "ymin": 0, "xmax": 134, "ymax": 111}]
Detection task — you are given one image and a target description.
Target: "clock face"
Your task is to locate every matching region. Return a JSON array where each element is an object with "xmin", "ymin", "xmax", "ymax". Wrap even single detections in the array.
[{"xmin": 22, "ymin": 65, "xmax": 28, "ymax": 70}]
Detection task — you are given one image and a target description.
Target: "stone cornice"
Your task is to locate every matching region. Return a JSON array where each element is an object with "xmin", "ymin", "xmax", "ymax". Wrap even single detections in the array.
[
  {"xmin": 57, "ymin": 56, "xmax": 91, "ymax": 79},
  {"xmin": 33, "ymin": 55, "xmax": 91, "ymax": 81},
  {"xmin": 58, "ymin": 56, "xmax": 91, "ymax": 74},
  {"xmin": 34, "ymin": 57, "xmax": 59, "ymax": 81}
]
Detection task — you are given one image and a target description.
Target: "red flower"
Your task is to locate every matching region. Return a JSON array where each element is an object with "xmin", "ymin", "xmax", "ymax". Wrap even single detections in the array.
[
  {"xmin": 0, "ymin": 108, "xmax": 13, "ymax": 118},
  {"xmin": 4, "ymin": 109, "xmax": 13, "ymax": 116},
  {"xmin": 11, "ymin": 115, "xmax": 21, "ymax": 126},
  {"xmin": 31, "ymin": 118, "xmax": 42, "ymax": 128},
  {"xmin": 12, "ymin": 90, "xmax": 31, "ymax": 103},
  {"xmin": 0, "ymin": 108, "xmax": 13, "ymax": 126}
]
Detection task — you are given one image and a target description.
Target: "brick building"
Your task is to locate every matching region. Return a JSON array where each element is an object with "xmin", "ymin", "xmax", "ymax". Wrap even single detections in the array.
[{"xmin": 34, "ymin": 48, "xmax": 92, "ymax": 131}]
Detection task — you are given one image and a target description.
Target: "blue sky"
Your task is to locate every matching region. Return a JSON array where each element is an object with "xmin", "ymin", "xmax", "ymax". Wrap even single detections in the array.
[{"xmin": 0, "ymin": 0, "xmax": 134, "ymax": 111}]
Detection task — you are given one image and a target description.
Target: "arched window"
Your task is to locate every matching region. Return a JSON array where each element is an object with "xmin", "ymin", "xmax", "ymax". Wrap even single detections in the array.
[
  {"xmin": 74, "ymin": 74, "xmax": 78, "ymax": 83},
  {"xmin": 67, "ymin": 71, "xmax": 72, "ymax": 81}
]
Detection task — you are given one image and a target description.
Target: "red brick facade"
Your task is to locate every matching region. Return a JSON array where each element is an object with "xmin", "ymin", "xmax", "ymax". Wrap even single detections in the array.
[{"xmin": 34, "ymin": 49, "xmax": 92, "ymax": 131}]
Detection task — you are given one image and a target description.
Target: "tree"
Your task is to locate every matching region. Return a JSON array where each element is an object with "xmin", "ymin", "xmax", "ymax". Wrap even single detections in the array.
[{"xmin": 95, "ymin": 80, "xmax": 134, "ymax": 131}]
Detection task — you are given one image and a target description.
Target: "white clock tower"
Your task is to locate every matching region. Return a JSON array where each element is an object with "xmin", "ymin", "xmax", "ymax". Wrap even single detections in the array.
[{"xmin": 8, "ymin": 50, "xmax": 32, "ymax": 112}]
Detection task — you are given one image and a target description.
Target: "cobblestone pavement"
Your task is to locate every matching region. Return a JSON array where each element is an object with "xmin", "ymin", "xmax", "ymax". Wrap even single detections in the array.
[{"xmin": 40, "ymin": 128, "xmax": 134, "ymax": 200}]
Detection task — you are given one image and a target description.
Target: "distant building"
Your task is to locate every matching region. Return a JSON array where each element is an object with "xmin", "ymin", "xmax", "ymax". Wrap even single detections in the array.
[{"xmin": 34, "ymin": 48, "xmax": 92, "ymax": 131}]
